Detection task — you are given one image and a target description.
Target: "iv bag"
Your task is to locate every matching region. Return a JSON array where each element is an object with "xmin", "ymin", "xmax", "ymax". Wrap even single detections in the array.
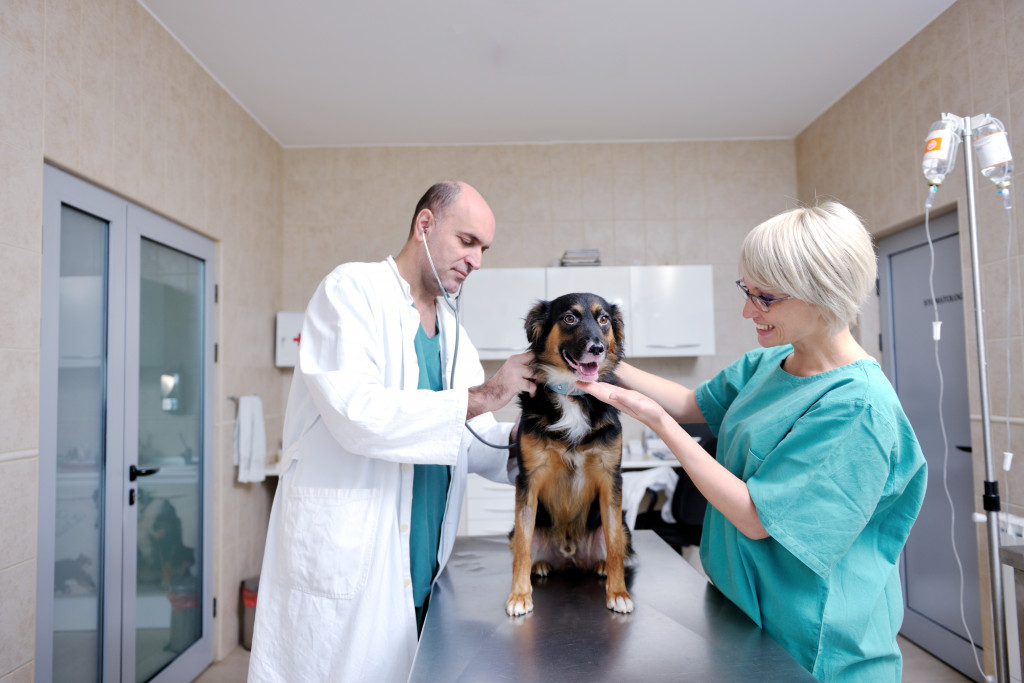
[
  {"xmin": 922, "ymin": 117, "xmax": 960, "ymax": 186},
  {"xmin": 972, "ymin": 115, "xmax": 1014, "ymax": 188}
]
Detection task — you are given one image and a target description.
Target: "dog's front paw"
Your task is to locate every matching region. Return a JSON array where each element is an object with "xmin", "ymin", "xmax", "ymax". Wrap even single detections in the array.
[
  {"xmin": 593, "ymin": 560, "xmax": 607, "ymax": 577},
  {"xmin": 606, "ymin": 591, "xmax": 634, "ymax": 614},
  {"xmin": 531, "ymin": 561, "xmax": 551, "ymax": 577},
  {"xmin": 506, "ymin": 592, "xmax": 534, "ymax": 617}
]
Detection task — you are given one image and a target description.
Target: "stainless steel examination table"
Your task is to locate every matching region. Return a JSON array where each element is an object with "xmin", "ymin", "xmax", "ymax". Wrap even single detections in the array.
[{"xmin": 409, "ymin": 530, "xmax": 814, "ymax": 682}]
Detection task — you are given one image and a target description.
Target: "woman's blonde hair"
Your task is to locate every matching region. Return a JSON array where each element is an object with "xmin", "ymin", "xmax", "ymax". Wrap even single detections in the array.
[{"xmin": 739, "ymin": 201, "xmax": 877, "ymax": 334}]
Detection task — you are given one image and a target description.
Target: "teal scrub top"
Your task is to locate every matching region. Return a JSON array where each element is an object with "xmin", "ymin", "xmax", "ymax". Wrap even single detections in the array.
[
  {"xmin": 694, "ymin": 345, "xmax": 927, "ymax": 682},
  {"xmin": 410, "ymin": 323, "xmax": 451, "ymax": 616}
]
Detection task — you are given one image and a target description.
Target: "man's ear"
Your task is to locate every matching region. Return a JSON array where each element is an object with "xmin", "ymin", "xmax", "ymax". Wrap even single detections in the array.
[{"xmin": 415, "ymin": 209, "xmax": 434, "ymax": 241}]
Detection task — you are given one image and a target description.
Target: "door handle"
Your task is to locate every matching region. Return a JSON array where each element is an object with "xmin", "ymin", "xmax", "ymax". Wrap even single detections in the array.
[{"xmin": 129, "ymin": 464, "xmax": 160, "ymax": 481}]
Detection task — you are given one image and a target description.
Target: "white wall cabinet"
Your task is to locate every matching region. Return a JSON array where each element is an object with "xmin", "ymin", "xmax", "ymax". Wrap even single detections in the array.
[
  {"xmin": 459, "ymin": 265, "xmax": 715, "ymax": 359},
  {"xmin": 457, "ymin": 267, "xmax": 546, "ymax": 358},
  {"xmin": 630, "ymin": 265, "xmax": 715, "ymax": 356}
]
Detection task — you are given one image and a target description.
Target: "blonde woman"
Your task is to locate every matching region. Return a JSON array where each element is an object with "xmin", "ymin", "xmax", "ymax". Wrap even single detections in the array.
[{"xmin": 579, "ymin": 202, "xmax": 927, "ymax": 682}]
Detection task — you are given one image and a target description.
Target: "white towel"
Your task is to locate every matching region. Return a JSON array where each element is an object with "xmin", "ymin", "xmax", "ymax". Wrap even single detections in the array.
[
  {"xmin": 233, "ymin": 396, "xmax": 266, "ymax": 483},
  {"xmin": 621, "ymin": 465, "xmax": 679, "ymax": 530}
]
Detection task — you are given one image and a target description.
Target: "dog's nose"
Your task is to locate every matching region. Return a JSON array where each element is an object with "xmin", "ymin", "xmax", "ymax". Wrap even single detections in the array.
[{"xmin": 588, "ymin": 342, "xmax": 605, "ymax": 357}]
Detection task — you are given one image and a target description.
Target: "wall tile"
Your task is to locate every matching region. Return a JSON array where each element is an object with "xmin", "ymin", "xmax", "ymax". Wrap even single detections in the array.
[
  {"xmin": 611, "ymin": 143, "xmax": 643, "ymax": 174},
  {"xmin": 550, "ymin": 175, "xmax": 583, "ymax": 222},
  {"xmin": 612, "ymin": 174, "xmax": 643, "ymax": 220},
  {"xmin": 44, "ymin": 72, "xmax": 79, "ymax": 168},
  {"xmin": 0, "ymin": 0, "xmax": 43, "ymax": 56},
  {"xmin": 581, "ymin": 174, "xmax": 614, "ymax": 220},
  {"xmin": 642, "ymin": 173, "xmax": 674, "ymax": 221},
  {"xmin": 44, "ymin": 0, "xmax": 81, "ymax": 84},
  {"xmin": 675, "ymin": 219, "xmax": 710, "ymax": 264},
  {"xmin": 580, "ymin": 143, "xmax": 614, "ymax": 173},
  {"xmin": 0, "ymin": 561, "xmax": 34, "ymax": 674},
  {"xmin": 80, "ymin": 91, "xmax": 115, "ymax": 186},
  {"xmin": 0, "ymin": 245, "xmax": 39, "ymax": 350},
  {"xmin": 0, "ymin": 36, "xmax": 43, "ymax": 153},
  {"xmin": 0, "ymin": 459, "xmax": 37, "ymax": 570},
  {"xmin": 644, "ymin": 220, "xmax": 676, "ymax": 265},
  {"xmin": 519, "ymin": 174, "xmax": 553, "ymax": 222},
  {"xmin": 548, "ymin": 144, "xmax": 582, "ymax": 176},
  {"xmin": 641, "ymin": 143, "xmax": 674, "ymax": 175},
  {"xmin": 613, "ymin": 219, "xmax": 645, "ymax": 265},
  {"xmin": 0, "ymin": 143, "xmax": 41, "ymax": 251},
  {"xmin": 0, "ymin": 350, "xmax": 38, "ymax": 454}
]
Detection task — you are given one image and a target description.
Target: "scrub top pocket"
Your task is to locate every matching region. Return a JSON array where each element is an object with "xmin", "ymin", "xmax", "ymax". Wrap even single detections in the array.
[
  {"xmin": 281, "ymin": 486, "xmax": 382, "ymax": 599},
  {"xmin": 743, "ymin": 447, "xmax": 767, "ymax": 480}
]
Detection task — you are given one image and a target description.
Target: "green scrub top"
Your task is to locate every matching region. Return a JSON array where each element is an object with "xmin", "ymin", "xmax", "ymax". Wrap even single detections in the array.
[
  {"xmin": 694, "ymin": 345, "xmax": 927, "ymax": 682},
  {"xmin": 410, "ymin": 322, "xmax": 450, "ymax": 629}
]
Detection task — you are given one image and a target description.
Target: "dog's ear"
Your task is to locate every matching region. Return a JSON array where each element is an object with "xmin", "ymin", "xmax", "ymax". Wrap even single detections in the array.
[
  {"xmin": 524, "ymin": 300, "xmax": 550, "ymax": 345},
  {"xmin": 608, "ymin": 301, "xmax": 626, "ymax": 359}
]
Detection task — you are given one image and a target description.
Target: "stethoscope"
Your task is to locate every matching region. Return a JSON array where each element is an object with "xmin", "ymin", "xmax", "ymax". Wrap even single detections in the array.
[{"xmin": 422, "ymin": 227, "xmax": 516, "ymax": 450}]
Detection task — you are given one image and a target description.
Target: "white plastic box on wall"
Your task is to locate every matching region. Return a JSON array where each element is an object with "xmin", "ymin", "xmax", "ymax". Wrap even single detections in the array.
[{"xmin": 275, "ymin": 312, "xmax": 304, "ymax": 367}]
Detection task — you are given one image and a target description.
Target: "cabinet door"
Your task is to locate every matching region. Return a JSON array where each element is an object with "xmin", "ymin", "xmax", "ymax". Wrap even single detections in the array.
[
  {"xmin": 630, "ymin": 265, "xmax": 715, "ymax": 356},
  {"xmin": 458, "ymin": 268, "xmax": 546, "ymax": 359}
]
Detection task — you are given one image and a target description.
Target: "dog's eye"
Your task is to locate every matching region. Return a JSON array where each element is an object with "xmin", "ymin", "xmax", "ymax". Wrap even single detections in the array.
[
  {"xmin": 597, "ymin": 314, "xmax": 610, "ymax": 325},
  {"xmin": 563, "ymin": 313, "xmax": 578, "ymax": 325}
]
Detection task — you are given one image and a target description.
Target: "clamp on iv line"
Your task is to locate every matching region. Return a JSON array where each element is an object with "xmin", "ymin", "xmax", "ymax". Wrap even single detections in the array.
[{"xmin": 422, "ymin": 227, "xmax": 517, "ymax": 450}]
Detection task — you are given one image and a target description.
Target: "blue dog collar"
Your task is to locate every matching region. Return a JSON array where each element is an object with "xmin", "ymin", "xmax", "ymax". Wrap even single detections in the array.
[{"xmin": 547, "ymin": 381, "xmax": 587, "ymax": 396}]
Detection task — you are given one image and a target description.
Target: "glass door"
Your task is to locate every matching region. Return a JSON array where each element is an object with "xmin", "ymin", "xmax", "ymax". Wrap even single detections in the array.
[
  {"xmin": 46, "ymin": 204, "xmax": 117, "ymax": 683},
  {"xmin": 124, "ymin": 205, "xmax": 214, "ymax": 683},
  {"xmin": 39, "ymin": 166, "xmax": 214, "ymax": 683}
]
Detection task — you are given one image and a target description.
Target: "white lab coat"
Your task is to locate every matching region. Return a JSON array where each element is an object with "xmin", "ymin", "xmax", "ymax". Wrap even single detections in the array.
[{"xmin": 248, "ymin": 257, "xmax": 514, "ymax": 683}]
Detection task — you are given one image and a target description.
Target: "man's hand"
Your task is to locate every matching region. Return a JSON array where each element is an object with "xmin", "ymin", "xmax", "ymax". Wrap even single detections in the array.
[{"xmin": 467, "ymin": 352, "xmax": 536, "ymax": 419}]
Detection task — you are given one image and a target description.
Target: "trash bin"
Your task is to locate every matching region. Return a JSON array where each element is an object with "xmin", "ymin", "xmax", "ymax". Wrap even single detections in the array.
[
  {"xmin": 241, "ymin": 576, "xmax": 259, "ymax": 650},
  {"xmin": 167, "ymin": 576, "xmax": 199, "ymax": 653}
]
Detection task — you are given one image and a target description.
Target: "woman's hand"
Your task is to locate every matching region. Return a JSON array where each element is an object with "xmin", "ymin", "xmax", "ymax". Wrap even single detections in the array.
[
  {"xmin": 579, "ymin": 381, "xmax": 768, "ymax": 540},
  {"xmin": 575, "ymin": 381, "xmax": 669, "ymax": 432}
]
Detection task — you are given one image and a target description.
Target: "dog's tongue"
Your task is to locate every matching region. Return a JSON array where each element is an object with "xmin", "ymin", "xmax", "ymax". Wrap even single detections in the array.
[{"xmin": 575, "ymin": 362, "xmax": 600, "ymax": 381}]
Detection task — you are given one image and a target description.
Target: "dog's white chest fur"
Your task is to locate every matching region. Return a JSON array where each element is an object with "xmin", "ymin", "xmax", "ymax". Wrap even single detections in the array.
[{"xmin": 548, "ymin": 394, "xmax": 591, "ymax": 443}]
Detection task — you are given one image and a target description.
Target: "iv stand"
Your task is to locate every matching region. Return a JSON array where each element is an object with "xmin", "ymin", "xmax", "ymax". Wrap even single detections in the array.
[{"xmin": 956, "ymin": 112, "xmax": 1009, "ymax": 683}]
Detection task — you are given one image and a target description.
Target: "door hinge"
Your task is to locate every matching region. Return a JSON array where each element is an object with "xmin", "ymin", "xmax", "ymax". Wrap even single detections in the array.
[
  {"xmin": 214, "ymin": 343, "xmax": 218, "ymax": 363},
  {"xmin": 213, "ymin": 597, "xmax": 217, "ymax": 617},
  {"xmin": 214, "ymin": 284, "xmax": 219, "ymax": 303}
]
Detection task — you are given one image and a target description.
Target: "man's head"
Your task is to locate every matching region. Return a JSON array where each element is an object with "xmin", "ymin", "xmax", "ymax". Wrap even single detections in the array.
[{"xmin": 406, "ymin": 181, "xmax": 496, "ymax": 297}]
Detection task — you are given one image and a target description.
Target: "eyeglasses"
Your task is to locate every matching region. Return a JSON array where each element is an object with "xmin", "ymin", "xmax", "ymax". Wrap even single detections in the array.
[{"xmin": 735, "ymin": 280, "xmax": 792, "ymax": 312}]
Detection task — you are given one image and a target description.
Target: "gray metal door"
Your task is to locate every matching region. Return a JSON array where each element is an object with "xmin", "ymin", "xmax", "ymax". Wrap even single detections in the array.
[{"xmin": 878, "ymin": 211, "xmax": 982, "ymax": 681}]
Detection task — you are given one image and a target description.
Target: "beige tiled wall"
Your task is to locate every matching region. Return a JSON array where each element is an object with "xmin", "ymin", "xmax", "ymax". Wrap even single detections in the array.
[
  {"xmin": 795, "ymin": 0, "xmax": 1024, "ymax": 674},
  {"xmin": 281, "ymin": 140, "xmax": 799, "ymax": 442},
  {"xmin": 0, "ymin": 0, "xmax": 284, "ymax": 676}
]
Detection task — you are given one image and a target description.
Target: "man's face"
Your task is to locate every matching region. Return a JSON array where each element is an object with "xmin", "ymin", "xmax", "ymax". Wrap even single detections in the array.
[{"xmin": 424, "ymin": 195, "xmax": 496, "ymax": 295}]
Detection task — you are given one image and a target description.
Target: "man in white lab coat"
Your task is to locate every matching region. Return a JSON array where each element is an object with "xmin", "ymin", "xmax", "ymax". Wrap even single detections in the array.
[{"xmin": 248, "ymin": 181, "xmax": 535, "ymax": 682}]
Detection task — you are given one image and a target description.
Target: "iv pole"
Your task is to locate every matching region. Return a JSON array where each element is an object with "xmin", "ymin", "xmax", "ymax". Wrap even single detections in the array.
[{"xmin": 954, "ymin": 112, "xmax": 1009, "ymax": 683}]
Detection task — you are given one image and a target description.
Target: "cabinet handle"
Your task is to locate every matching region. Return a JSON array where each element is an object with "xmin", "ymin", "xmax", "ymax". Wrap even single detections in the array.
[{"xmin": 645, "ymin": 343, "xmax": 701, "ymax": 349}]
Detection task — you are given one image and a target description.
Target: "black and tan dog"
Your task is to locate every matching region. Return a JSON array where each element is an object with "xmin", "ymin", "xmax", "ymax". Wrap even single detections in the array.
[{"xmin": 505, "ymin": 292, "xmax": 634, "ymax": 617}]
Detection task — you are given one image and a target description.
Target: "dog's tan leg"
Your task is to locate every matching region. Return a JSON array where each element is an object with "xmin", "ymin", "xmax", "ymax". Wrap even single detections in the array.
[
  {"xmin": 598, "ymin": 477, "xmax": 633, "ymax": 614},
  {"xmin": 506, "ymin": 484, "xmax": 539, "ymax": 616}
]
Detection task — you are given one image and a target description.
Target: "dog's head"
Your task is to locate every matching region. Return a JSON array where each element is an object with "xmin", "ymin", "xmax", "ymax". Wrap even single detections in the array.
[{"xmin": 525, "ymin": 292, "xmax": 624, "ymax": 387}]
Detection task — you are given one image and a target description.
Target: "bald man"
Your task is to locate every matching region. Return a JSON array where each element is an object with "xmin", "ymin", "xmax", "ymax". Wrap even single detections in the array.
[{"xmin": 249, "ymin": 182, "xmax": 534, "ymax": 683}]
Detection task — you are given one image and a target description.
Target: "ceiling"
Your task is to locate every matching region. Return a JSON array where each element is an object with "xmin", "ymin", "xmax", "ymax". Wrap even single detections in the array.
[{"xmin": 139, "ymin": 0, "xmax": 957, "ymax": 148}]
